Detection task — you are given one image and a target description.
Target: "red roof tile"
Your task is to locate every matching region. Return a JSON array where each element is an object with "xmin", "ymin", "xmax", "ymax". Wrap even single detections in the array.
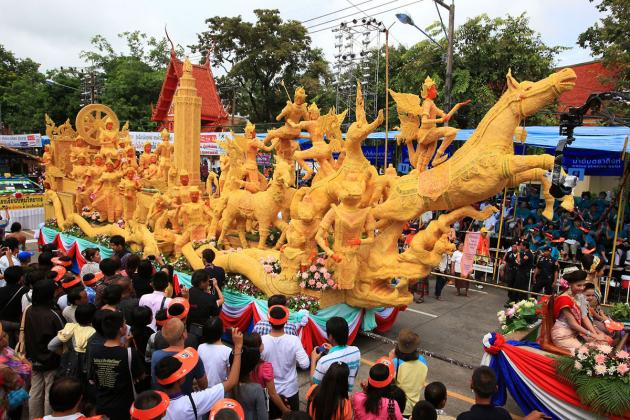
[{"xmin": 152, "ymin": 53, "xmax": 229, "ymax": 127}]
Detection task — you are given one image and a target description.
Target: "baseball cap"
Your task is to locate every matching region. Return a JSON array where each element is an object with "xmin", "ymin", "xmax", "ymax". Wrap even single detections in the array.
[
  {"xmin": 156, "ymin": 347, "xmax": 199, "ymax": 385},
  {"xmin": 210, "ymin": 398, "xmax": 245, "ymax": 420},
  {"xmin": 17, "ymin": 251, "xmax": 33, "ymax": 261},
  {"xmin": 268, "ymin": 305, "xmax": 289, "ymax": 326}
]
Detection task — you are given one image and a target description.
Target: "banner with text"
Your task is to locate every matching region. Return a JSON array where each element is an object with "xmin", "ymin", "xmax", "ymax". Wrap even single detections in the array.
[
  {"xmin": 0, "ymin": 134, "xmax": 42, "ymax": 148},
  {"xmin": 0, "ymin": 193, "xmax": 44, "ymax": 209},
  {"xmin": 461, "ymin": 232, "xmax": 481, "ymax": 278},
  {"xmin": 129, "ymin": 131, "xmax": 231, "ymax": 155}
]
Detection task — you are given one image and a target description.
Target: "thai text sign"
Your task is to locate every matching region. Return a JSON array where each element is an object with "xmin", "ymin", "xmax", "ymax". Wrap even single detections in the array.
[
  {"xmin": 129, "ymin": 131, "xmax": 232, "ymax": 155},
  {"xmin": 0, "ymin": 134, "xmax": 42, "ymax": 148},
  {"xmin": 0, "ymin": 194, "xmax": 44, "ymax": 209}
]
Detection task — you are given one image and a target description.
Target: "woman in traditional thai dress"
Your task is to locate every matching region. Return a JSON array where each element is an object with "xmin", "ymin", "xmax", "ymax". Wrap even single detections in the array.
[{"xmin": 551, "ymin": 268, "xmax": 609, "ymax": 352}]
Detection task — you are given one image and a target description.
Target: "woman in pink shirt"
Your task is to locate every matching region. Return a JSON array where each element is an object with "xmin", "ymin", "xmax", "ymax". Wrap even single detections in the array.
[{"xmin": 351, "ymin": 358, "xmax": 403, "ymax": 420}]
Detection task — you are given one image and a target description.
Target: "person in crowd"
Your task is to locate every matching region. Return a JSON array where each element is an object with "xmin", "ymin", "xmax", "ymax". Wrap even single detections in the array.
[
  {"xmin": 424, "ymin": 381, "xmax": 455, "ymax": 420},
  {"xmin": 551, "ymin": 269, "xmax": 608, "ymax": 352},
  {"xmin": 253, "ymin": 295, "xmax": 298, "ymax": 336},
  {"xmin": 202, "ymin": 249, "xmax": 225, "ymax": 292},
  {"xmin": 20, "ymin": 268, "xmax": 46, "ymax": 312},
  {"xmin": 144, "ymin": 308, "xmax": 168, "ymax": 364},
  {"xmin": 562, "ymin": 218, "xmax": 584, "ymax": 262},
  {"xmin": 0, "ymin": 266, "xmax": 26, "ymax": 346},
  {"xmin": 351, "ymin": 359, "xmax": 403, "ymax": 420},
  {"xmin": 109, "ymin": 235, "xmax": 131, "ymax": 269},
  {"xmin": 133, "ymin": 259, "xmax": 155, "ymax": 298},
  {"xmin": 0, "ymin": 322, "xmax": 31, "ymax": 420},
  {"xmin": 0, "ymin": 207, "xmax": 9, "ymax": 243},
  {"xmin": 198, "ymin": 316, "xmax": 231, "ymax": 387},
  {"xmin": 188, "ymin": 269, "xmax": 223, "ymax": 337},
  {"xmin": 261, "ymin": 305, "xmax": 309, "ymax": 415},
  {"xmin": 151, "ymin": 318, "xmax": 207, "ymax": 394},
  {"xmin": 501, "ymin": 242, "xmax": 519, "ymax": 305},
  {"xmin": 456, "ymin": 366, "xmax": 511, "ymax": 420},
  {"xmin": 116, "ymin": 276, "xmax": 139, "ymax": 320},
  {"xmin": 0, "ymin": 238, "xmax": 21, "ymax": 279},
  {"xmin": 5, "ymin": 223, "xmax": 26, "ymax": 251},
  {"xmin": 94, "ymin": 257, "xmax": 125, "ymax": 307},
  {"xmin": 311, "ymin": 316, "xmax": 360, "ymax": 390},
  {"xmin": 306, "ymin": 361, "xmax": 352, "ymax": 420},
  {"xmin": 80, "ymin": 272, "xmax": 100, "ymax": 306},
  {"xmin": 139, "ymin": 271, "xmax": 172, "ymax": 330},
  {"xmin": 79, "ymin": 248, "xmax": 101, "ymax": 278},
  {"xmin": 160, "ymin": 264, "xmax": 176, "ymax": 298},
  {"xmin": 123, "ymin": 254, "xmax": 141, "ymax": 279},
  {"xmin": 532, "ymin": 246, "xmax": 558, "ymax": 295},
  {"xmin": 87, "ymin": 310, "xmax": 144, "ymax": 419},
  {"xmin": 474, "ymin": 227, "xmax": 490, "ymax": 290},
  {"xmin": 154, "ymin": 328, "xmax": 242, "ymax": 419},
  {"xmin": 227, "ymin": 347, "xmax": 268, "ymax": 420},
  {"xmin": 25, "ymin": 279, "xmax": 66, "ymax": 417},
  {"xmin": 41, "ymin": 377, "xmax": 89, "ymax": 420},
  {"xmin": 450, "ymin": 242, "xmax": 468, "ymax": 296},
  {"xmin": 434, "ymin": 251, "xmax": 449, "ymax": 300},
  {"xmin": 130, "ymin": 390, "xmax": 170, "ymax": 420},
  {"xmin": 388, "ymin": 329, "xmax": 427, "ymax": 416},
  {"xmin": 411, "ymin": 401, "xmax": 437, "ymax": 420},
  {"xmin": 243, "ymin": 332, "xmax": 291, "ymax": 417},
  {"xmin": 129, "ymin": 305, "xmax": 154, "ymax": 360},
  {"xmin": 100, "ymin": 284, "xmax": 123, "ymax": 312},
  {"xmin": 17, "ymin": 250, "xmax": 32, "ymax": 266},
  {"xmin": 510, "ymin": 240, "xmax": 534, "ymax": 302}
]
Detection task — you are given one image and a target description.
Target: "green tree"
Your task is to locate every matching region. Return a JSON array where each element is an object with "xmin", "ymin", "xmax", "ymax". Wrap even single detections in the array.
[
  {"xmin": 191, "ymin": 9, "xmax": 334, "ymax": 124},
  {"xmin": 43, "ymin": 66, "xmax": 82, "ymax": 125}
]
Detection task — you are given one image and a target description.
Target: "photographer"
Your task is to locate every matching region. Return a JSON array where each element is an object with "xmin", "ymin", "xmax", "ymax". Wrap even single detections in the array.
[
  {"xmin": 0, "ymin": 238, "xmax": 21, "ymax": 286},
  {"xmin": 187, "ymin": 269, "xmax": 223, "ymax": 339}
]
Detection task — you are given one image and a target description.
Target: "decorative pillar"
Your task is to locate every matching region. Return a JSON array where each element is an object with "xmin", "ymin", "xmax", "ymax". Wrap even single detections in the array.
[{"xmin": 173, "ymin": 57, "xmax": 201, "ymax": 185}]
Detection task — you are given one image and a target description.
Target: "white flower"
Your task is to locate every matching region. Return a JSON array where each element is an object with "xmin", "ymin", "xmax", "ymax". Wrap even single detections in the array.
[
  {"xmin": 574, "ymin": 361, "xmax": 583, "ymax": 370},
  {"xmin": 594, "ymin": 364, "xmax": 607, "ymax": 376},
  {"xmin": 586, "ymin": 370, "xmax": 593, "ymax": 376},
  {"xmin": 577, "ymin": 353, "xmax": 587, "ymax": 361}
]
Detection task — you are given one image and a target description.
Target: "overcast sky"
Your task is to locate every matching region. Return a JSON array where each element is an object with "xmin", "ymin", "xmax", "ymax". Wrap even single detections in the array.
[{"xmin": 1, "ymin": 0, "xmax": 602, "ymax": 73}]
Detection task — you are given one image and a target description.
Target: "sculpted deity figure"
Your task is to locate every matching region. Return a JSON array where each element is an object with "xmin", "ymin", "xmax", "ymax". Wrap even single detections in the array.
[
  {"xmin": 97, "ymin": 117, "xmax": 120, "ymax": 161},
  {"xmin": 70, "ymin": 136, "xmax": 89, "ymax": 166},
  {"xmin": 290, "ymin": 103, "xmax": 336, "ymax": 181},
  {"xmin": 139, "ymin": 142, "xmax": 155, "ymax": 175},
  {"xmin": 262, "ymin": 86, "xmax": 309, "ymax": 163},
  {"xmin": 237, "ymin": 122, "xmax": 270, "ymax": 193},
  {"xmin": 120, "ymin": 147, "xmax": 139, "ymax": 171},
  {"xmin": 150, "ymin": 193, "xmax": 179, "ymax": 244},
  {"xmin": 144, "ymin": 154, "xmax": 160, "ymax": 181},
  {"xmin": 156, "ymin": 128, "xmax": 173, "ymax": 180},
  {"xmin": 118, "ymin": 168, "xmax": 141, "ymax": 221},
  {"xmin": 316, "ymin": 174, "xmax": 376, "ymax": 290},
  {"xmin": 42, "ymin": 145, "xmax": 54, "ymax": 166},
  {"xmin": 175, "ymin": 187, "xmax": 213, "ymax": 256},
  {"xmin": 77, "ymin": 153, "xmax": 105, "ymax": 210},
  {"xmin": 91, "ymin": 159, "xmax": 123, "ymax": 223},
  {"xmin": 206, "ymin": 170, "xmax": 219, "ymax": 197},
  {"xmin": 277, "ymin": 188, "xmax": 320, "ymax": 272},
  {"xmin": 70, "ymin": 153, "xmax": 90, "ymax": 211}
]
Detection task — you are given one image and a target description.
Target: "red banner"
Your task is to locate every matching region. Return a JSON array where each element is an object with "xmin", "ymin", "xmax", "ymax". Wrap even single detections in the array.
[{"xmin": 461, "ymin": 232, "xmax": 480, "ymax": 278}]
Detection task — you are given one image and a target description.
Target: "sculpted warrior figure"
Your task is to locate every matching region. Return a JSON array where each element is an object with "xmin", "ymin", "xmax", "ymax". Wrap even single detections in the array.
[
  {"xmin": 120, "ymin": 147, "xmax": 139, "ymax": 172},
  {"xmin": 237, "ymin": 122, "xmax": 270, "ymax": 193},
  {"xmin": 277, "ymin": 188, "xmax": 320, "ymax": 272},
  {"xmin": 97, "ymin": 117, "xmax": 120, "ymax": 161},
  {"xmin": 291, "ymin": 103, "xmax": 336, "ymax": 181},
  {"xmin": 316, "ymin": 174, "xmax": 376, "ymax": 290},
  {"xmin": 262, "ymin": 86, "xmax": 309, "ymax": 163},
  {"xmin": 175, "ymin": 187, "xmax": 213, "ymax": 256},
  {"xmin": 139, "ymin": 142, "xmax": 155, "ymax": 175},
  {"xmin": 91, "ymin": 158, "xmax": 123, "ymax": 223},
  {"xmin": 156, "ymin": 128, "xmax": 173, "ymax": 180},
  {"xmin": 118, "ymin": 168, "xmax": 141, "ymax": 221}
]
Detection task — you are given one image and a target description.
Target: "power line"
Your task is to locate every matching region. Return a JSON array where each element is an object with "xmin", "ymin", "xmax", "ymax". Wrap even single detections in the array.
[
  {"xmin": 306, "ymin": 0, "xmax": 401, "ymax": 29},
  {"xmin": 345, "ymin": 0, "xmax": 371, "ymax": 18},
  {"xmin": 308, "ymin": 1, "xmax": 422, "ymax": 34},
  {"xmin": 301, "ymin": 0, "xmax": 376, "ymax": 23}
]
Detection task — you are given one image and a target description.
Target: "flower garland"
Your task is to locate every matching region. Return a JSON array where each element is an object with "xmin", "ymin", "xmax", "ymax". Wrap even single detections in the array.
[
  {"xmin": 44, "ymin": 218, "xmax": 59, "ymax": 229},
  {"xmin": 80, "ymin": 206, "xmax": 101, "ymax": 222},
  {"xmin": 260, "ymin": 256, "xmax": 281, "ymax": 277},
  {"xmin": 556, "ymin": 343, "xmax": 630, "ymax": 416},
  {"xmin": 297, "ymin": 256, "xmax": 336, "ymax": 291},
  {"xmin": 496, "ymin": 298, "xmax": 541, "ymax": 334},
  {"xmin": 287, "ymin": 294, "xmax": 320, "ymax": 313}
]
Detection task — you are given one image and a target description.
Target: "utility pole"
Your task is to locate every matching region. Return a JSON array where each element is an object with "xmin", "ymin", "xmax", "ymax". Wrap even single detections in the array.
[{"xmin": 434, "ymin": 0, "xmax": 455, "ymax": 116}]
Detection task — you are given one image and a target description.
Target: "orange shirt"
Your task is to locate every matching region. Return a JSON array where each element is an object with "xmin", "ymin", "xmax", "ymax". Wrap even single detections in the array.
[
  {"xmin": 476, "ymin": 235, "xmax": 490, "ymax": 257},
  {"xmin": 306, "ymin": 384, "xmax": 353, "ymax": 420}
]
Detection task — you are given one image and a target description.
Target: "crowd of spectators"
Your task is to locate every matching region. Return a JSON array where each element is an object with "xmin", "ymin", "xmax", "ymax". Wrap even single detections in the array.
[{"xmin": 0, "ymin": 232, "xmax": 558, "ymax": 419}]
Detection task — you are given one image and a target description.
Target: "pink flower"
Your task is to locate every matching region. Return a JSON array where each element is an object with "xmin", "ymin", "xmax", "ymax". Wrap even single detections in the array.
[
  {"xmin": 594, "ymin": 354, "xmax": 606, "ymax": 365},
  {"xmin": 594, "ymin": 364, "xmax": 607, "ymax": 376},
  {"xmin": 264, "ymin": 265, "xmax": 273, "ymax": 273},
  {"xmin": 317, "ymin": 258, "xmax": 325, "ymax": 264},
  {"xmin": 597, "ymin": 344, "xmax": 613, "ymax": 355},
  {"xmin": 617, "ymin": 350, "xmax": 629, "ymax": 359},
  {"xmin": 300, "ymin": 282, "xmax": 306, "ymax": 288},
  {"xmin": 309, "ymin": 265, "xmax": 317, "ymax": 272},
  {"xmin": 505, "ymin": 308, "xmax": 516, "ymax": 317},
  {"xmin": 316, "ymin": 282, "xmax": 323, "ymax": 289},
  {"xmin": 577, "ymin": 345, "xmax": 589, "ymax": 355},
  {"xmin": 301, "ymin": 272, "xmax": 309, "ymax": 279},
  {"xmin": 327, "ymin": 279, "xmax": 335, "ymax": 287},
  {"xmin": 314, "ymin": 272, "xmax": 320, "ymax": 279},
  {"xmin": 617, "ymin": 363, "xmax": 629, "ymax": 375},
  {"xmin": 324, "ymin": 272, "xmax": 331, "ymax": 280},
  {"xmin": 308, "ymin": 279, "xmax": 315, "ymax": 286},
  {"xmin": 559, "ymin": 278, "xmax": 569, "ymax": 289}
]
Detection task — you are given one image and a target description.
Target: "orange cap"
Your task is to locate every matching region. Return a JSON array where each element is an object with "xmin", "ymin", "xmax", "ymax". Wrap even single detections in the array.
[
  {"xmin": 210, "ymin": 398, "xmax": 245, "ymax": 420},
  {"xmin": 130, "ymin": 391, "xmax": 170, "ymax": 419},
  {"xmin": 51, "ymin": 265, "xmax": 66, "ymax": 282},
  {"xmin": 167, "ymin": 297, "xmax": 190, "ymax": 320},
  {"xmin": 156, "ymin": 347, "xmax": 198, "ymax": 385}
]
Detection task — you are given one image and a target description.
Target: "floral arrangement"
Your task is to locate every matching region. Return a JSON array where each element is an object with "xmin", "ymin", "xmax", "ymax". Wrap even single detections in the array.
[
  {"xmin": 287, "ymin": 294, "xmax": 320, "ymax": 313},
  {"xmin": 224, "ymin": 273, "xmax": 266, "ymax": 299},
  {"xmin": 80, "ymin": 206, "xmax": 101, "ymax": 222},
  {"xmin": 297, "ymin": 256, "xmax": 336, "ymax": 291},
  {"xmin": 556, "ymin": 343, "xmax": 630, "ymax": 416},
  {"xmin": 171, "ymin": 255, "xmax": 193, "ymax": 274},
  {"xmin": 610, "ymin": 303, "xmax": 630, "ymax": 322},
  {"xmin": 44, "ymin": 218, "xmax": 59, "ymax": 229},
  {"xmin": 496, "ymin": 298, "xmax": 541, "ymax": 334},
  {"xmin": 92, "ymin": 234, "xmax": 112, "ymax": 247},
  {"xmin": 63, "ymin": 224, "xmax": 88, "ymax": 239},
  {"xmin": 260, "ymin": 256, "xmax": 281, "ymax": 277},
  {"xmin": 192, "ymin": 239, "xmax": 216, "ymax": 250}
]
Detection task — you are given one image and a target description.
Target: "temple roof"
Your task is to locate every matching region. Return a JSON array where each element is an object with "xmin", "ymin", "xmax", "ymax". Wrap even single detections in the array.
[{"xmin": 151, "ymin": 52, "xmax": 229, "ymax": 125}]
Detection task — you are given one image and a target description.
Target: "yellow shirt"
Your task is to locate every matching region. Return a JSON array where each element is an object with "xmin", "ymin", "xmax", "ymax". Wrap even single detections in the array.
[
  {"xmin": 394, "ymin": 357, "xmax": 429, "ymax": 416},
  {"xmin": 57, "ymin": 323, "xmax": 96, "ymax": 353}
]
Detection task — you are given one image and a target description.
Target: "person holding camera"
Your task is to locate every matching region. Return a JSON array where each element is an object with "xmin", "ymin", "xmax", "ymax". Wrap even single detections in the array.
[
  {"xmin": 0, "ymin": 238, "xmax": 21, "ymax": 287},
  {"xmin": 187, "ymin": 269, "xmax": 223, "ymax": 339}
]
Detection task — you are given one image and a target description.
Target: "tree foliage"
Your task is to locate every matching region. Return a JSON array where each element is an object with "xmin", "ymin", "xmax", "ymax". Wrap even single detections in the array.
[{"xmin": 191, "ymin": 9, "xmax": 334, "ymax": 124}]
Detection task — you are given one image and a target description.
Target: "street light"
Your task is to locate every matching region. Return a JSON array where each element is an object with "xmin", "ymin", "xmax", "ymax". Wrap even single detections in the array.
[{"xmin": 395, "ymin": 2, "xmax": 455, "ymax": 114}]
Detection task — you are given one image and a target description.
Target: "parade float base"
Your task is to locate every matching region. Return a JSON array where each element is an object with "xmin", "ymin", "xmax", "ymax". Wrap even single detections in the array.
[{"xmin": 40, "ymin": 227, "xmax": 401, "ymax": 351}]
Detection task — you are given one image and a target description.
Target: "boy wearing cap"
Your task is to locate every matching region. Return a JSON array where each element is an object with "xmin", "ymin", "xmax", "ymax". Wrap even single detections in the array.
[
  {"xmin": 17, "ymin": 250, "xmax": 32, "ymax": 266},
  {"xmin": 155, "ymin": 328, "xmax": 243, "ymax": 420},
  {"xmin": 87, "ymin": 310, "xmax": 145, "ymax": 420},
  {"xmin": 151, "ymin": 318, "xmax": 207, "ymax": 394},
  {"xmin": 131, "ymin": 390, "xmax": 170, "ymax": 420},
  {"xmin": 311, "ymin": 316, "xmax": 361, "ymax": 391},
  {"xmin": 261, "ymin": 305, "xmax": 309, "ymax": 415}
]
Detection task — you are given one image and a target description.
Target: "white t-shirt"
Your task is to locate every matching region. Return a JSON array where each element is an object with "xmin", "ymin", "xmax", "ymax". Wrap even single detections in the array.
[
  {"xmin": 164, "ymin": 383, "xmax": 224, "ymax": 420},
  {"xmin": 138, "ymin": 291, "xmax": 171, "ymax": 330},
  {"xmin": 451, "ymin": 250, "xmax": 463, "ymax": 274},
  {"xmin": 0, "ymin": 255, "xmax": 20, "ymax": 273},
  {"xmin": 21, "ymin": 290, "xmax": 32, "ymax": 312},
  {"xmin": 198, "ymin": 342, "xmax": 232, "ymax": 387},
  {"xmin": 57, "ymin": 294, "xmax": 68, "ymax": 311},
  {"xmin": 261, "ymin": 333, "xmax": 310, "ymax": 397}
]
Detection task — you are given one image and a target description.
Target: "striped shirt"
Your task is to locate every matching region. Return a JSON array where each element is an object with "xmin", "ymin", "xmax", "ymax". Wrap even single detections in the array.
[{"xmin": 312, "ymin": 345, "xmax": 361, "ymax": 390}]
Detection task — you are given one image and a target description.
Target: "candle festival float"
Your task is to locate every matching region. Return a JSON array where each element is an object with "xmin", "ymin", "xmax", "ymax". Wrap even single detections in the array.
[{"xmin": 41, "ymin": 58, "xmax": 580, "ymax": 346}]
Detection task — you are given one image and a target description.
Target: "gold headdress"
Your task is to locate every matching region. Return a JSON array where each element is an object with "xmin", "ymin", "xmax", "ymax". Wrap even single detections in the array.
[{"xmin": 421, "ymin": 76, "xmax": 436, "ymax": 99}]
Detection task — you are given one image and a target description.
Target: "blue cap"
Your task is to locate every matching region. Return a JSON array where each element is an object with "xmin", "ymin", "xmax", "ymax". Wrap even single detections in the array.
[{"xmin": 17, "ymin": 251, "xmax": 33, "ymax": 261}]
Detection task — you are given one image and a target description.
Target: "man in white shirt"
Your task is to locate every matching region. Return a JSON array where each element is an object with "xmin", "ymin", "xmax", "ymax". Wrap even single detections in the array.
[
  {"xmin": 311, "ymin": 316, "xmax": 361, "ymax": 390},
  {"xmin": 155, "ymin": 330, "xmax": 243, "ymax": 420},
  {"xmin": 0, "ymin": 237, "xmax": 21, "ymax": 287},
  {"xmin": 139, "ymin": 272, "xmax": 172, "ymax": 330},
  {"xmin": 261, "ymin": 305, "xmax": 309, "ymax": 416}
]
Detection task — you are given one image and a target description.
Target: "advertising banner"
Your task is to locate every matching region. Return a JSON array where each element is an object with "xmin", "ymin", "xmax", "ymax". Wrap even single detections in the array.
[
  {"xmin": 0, "ymin": 194, "xmax": 44, "ymax": 209},
  {"xmin": 0, "ymin": 134, "xmax": 42, "ymax": 148}
]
